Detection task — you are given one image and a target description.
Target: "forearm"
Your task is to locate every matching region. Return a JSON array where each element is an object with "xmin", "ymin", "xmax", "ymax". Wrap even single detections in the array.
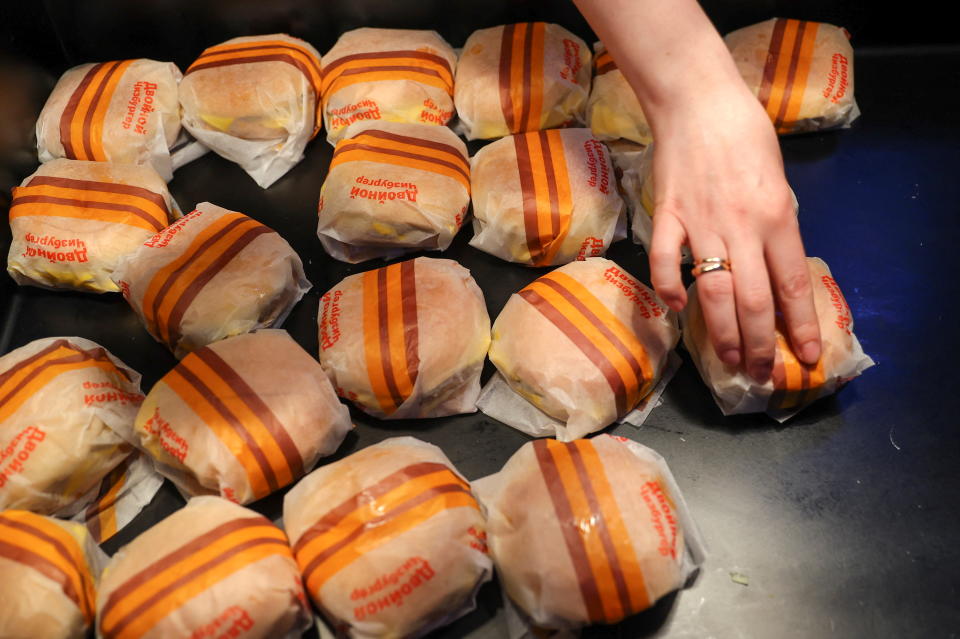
[{"xmin": 573, "ymin": 0, "xmax": 753, "ymax": 131}]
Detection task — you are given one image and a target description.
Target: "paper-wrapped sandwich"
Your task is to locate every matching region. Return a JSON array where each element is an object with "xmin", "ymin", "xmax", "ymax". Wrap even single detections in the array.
[
  {"xmin": 6, "ymin": 159, "xmax": 178, "ymax": 293},
  {"xmin": 0, "ymin": 337, "xmax": 142, "ymax": 516},
  {"xmin": 470, "ymin": 128, "xmax": 625, "ymax": 266},
  {"xmin": 284, "ymin": 437, "xmax": 492, "ymax": 639},
  {"xmin": 318, "ymin": 257, "xmax": 489, "ymax": 419},
  {"xmin": 585, "ymin": 43, "xmax": 652, "ymax": 145},
  {"xmin": 96, "ymin": 496, "xmax": 312, "ymax": 639},
  {"xmin": 113, "ymin": 202, "xmax": 310, "ymax": 358},
  {"xmin": 483, "ymin": 258, "xmax": 679, "ymax": 440},
  {"xmin": 321, "ymin": 28, "xmax": 457, "ymax": 144},
  {"xmin": 35, "ymin": 59, "xmax": 182, "ymax": 180},
  {"xmin": 474, "ymin": 435, "xmax": 704, "ymax": 631},
  {"xmin": 683, "ymin": 257, "xmax": 874, "ymax": 421},
  {"xmin": 0, "ymin": 510, "xmax": 105, "ymax": 639},
  {"xmin": 726, "ymin": 18, "xmax": 859, "ymax": 134},
  {"xmin": 317, "ymin": 120, "xmax": 470, "ymax": 263},
  {"xmin": 128, "ymin": 330, "xmax": 351, "ymax": 504},
  {"xmin": 455, "ymin": 23, "xmax": 591, "ymax": 140},
  {"xmin": 179, "ymin": 34, "xmax": 323, "ymax": 187}
]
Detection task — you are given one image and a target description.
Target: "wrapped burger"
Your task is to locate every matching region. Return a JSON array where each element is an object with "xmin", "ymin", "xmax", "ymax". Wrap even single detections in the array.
[
  {"xmin": 455, "ymin": 23, "xmax": 591, "ymax": 140},
  {"xmin": 6, "ymin": 159, "xmax": 179, "ymax": 293},
  {"xmin": 683, "ymin": 256, "xmax": 875, "ymax": 421},
  {"xmin": 35, "ymin": 58, "xmax": 182, "ymax": 180},
  {"xmin": 321, "ymin": 28, "xmax": 457, "ymax": 144},
  {"xmin": 470, "ymin": 128, "xmax": 625, "ymax": 266},
  {"xmin": 0, "ymin": 337, "xmax": 144, "ymax": 517},
  {"xmin": 284, "ymin": 437, "xmax": 492, "ymax": 639},
  {"xmin": 483, "ymin": 258, "xmax": 679, "ymax": 440},
  {"xmin": 96, "ymin": 496, "xmax": 312, "ymax": 639},
  {"xmin": 0, "ymin": 509, "xmax": 106, "ymax": 639},
  {"xmin": 113, "ymin": 202, "xmax": 311, "ymax": 358},
  {"xmin": 474, "ymin": 435, "xmax": 704, "ymax": 631},
  {"xmin": 128, "ymin": 330, "xmax": 352, "ymax": 504},
  {"xmin": 179, "ymin": 34, "xmax": 323, "ymax": 188},
  {"xmin": 318, "ymin": 257, "xmax": 490, "ymax": 419},
  {"xmin": 585, "ymin": 43, "xmax": 652, "ymax": 145},
  {"xmin": 317, "ymin": 120, "xmax": 470, "ymax": 263},
  {"xmin": 726, "ymin": 18, "xmax": 859, "ymax": 134}
]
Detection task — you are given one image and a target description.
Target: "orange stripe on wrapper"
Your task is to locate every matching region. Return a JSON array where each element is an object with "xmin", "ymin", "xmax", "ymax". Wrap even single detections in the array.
[
  {"xmin": 139, "ymin": 211, "xmax": 274, "ymax": 351},
  {"xmin": 321, "ymin": 50, "xmax": 453, "ymax": 110},
  {"xmin": 532, "ymin": 439, "xmax": 651, "ymax": 624},
  {"xmin": 595, "ymin": 49, "xmax": 617, "ymax": 75},
  {"xmin": 499, "ymin": 23, "xmax": 547, "ymax": 134},
  {"xmin": 513, "ymin": 130, "xmax": 574, "ymax": 265},
  {"xmin": 186, "ymin": 40, "xmax": 323, "ymax": 136},
  {"xmin": 758, "ymin": 19, "xmax": 821, "ymax": 133},
  {"xmin": 0, "ymin": 511, "xmax": 97, "ymax": 623},
  {"xmin": 98, "ymin": 515, "xmax": 290, "ymax": 639},
  {"xmin": 517, "ymin": 271, "xmax": 654, "ymax": 417},
  {"xmin": 0, "ymin": 340, "xmax": 133, "ymax": 423},
  {"xmin": 361, "ymin": 260, "xmax": 420, "ymax": 415},
  {"xmin": 160, "ymin": 344, "xmax": 305, "ymax": 501},
  {"xmin": 292, "ymin": 462, "xmax": 477, "ymax": 597},
  {"xmin": 58, "ymin": 60, "xmax": 135, "ymax": 161},
  {"xmin": 767, "ymin": 325, "xmax": 827, "ymax": 413},
  {"xmin": 84, "ymin": 454, "xmax": 136, "ymax": 543},
  {"xmin": 11, "ymin": 176, "xmax": 170, "ymax": 233},
  {"xmin": 329, "ymin": 128, "xmax": 470, "ymax": 190}
]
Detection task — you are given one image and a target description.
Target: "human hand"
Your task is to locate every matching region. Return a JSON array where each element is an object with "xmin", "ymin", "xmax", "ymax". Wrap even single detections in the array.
[{"xmin": 646, "ymin": 84, "xmax": 822, "ymax": 382}]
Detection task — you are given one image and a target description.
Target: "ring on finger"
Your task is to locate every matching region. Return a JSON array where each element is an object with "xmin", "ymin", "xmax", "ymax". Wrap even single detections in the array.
[{"xmin": 692, "ymin": 257, "xmax": 732, "ymax": 277}]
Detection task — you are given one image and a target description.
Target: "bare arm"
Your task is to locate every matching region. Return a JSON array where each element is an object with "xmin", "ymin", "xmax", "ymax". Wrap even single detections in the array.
[{"xmin": 574, "ymin": 0, "xmax": 822, "ymax": 381}]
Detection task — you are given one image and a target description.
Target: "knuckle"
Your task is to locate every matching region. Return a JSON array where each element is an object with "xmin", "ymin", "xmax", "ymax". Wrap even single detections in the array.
[
  {"xmin": 698, "ymin": 276, "xmax": 734, "ymax": 304},
  {"xmin": 738, "ymin": 287, "xmax": 773, "ymax": 316},
  {"xmin": 778, "ymin": 270, "xmax": 812, "ymax": 301},
  {"xmin": 649, "ymin": 247, "xmax": 678, "ymax": 268},
  {"xmin": 789, "ymin": 319, "xmax": 820, "ymax": 341}
]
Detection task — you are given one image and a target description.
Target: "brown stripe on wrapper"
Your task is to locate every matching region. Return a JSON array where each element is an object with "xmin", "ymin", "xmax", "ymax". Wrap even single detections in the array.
[
  {"xmin": 331, "ymin": 142, "xmax": 469, "ymax": 184},
  {"xmin": 757, "ymin": 18, "xmax": 789, "ymax": 109},
  {"xmin": 0, "ymin": 540, "xmax": 84, "ymax": 609},
  {"xmin": 161, "ymin": 225, "xmax": 273, "ymax": 349},
  {"xmin": 322, "ymin": 49, "xmax": 452, "ymax": 77},
  {"xmin": 99, "ymin": 516, "xmax": 269, "ymax": 619},
  {"xmin": 532, "ymin": 440, "xmax": 605, "ymax": 621},
  {"xmin": 79, "ymin": 60, "xmax": 126, "ymax": 160},
  {"xmin": 193, "ymin": 347, "xmax": 304, "ymax": 479},
  {"xmin": 566, "ymin": 441, "xmax": 633, "ymax": 616},
  {"xmin": 85, "ymin": 454, "xmax": 136, "ymax": 544},
  {"xmin": 12, "ymin": 194, "xmax": 166, "ymax": 232},
  {"xmin": 539, "ymin": 131, "xmax": 562, "ymax": 241},
  {"xmin": 58, "ymin": 63, "xmax": 105, "ymax": 159},
  {"xmin": 292, "ymin": 461, "xmax": 449, "ymax": 554},
  {"xmin": 347, "ymin": 128, "xmax": 468, "ymax": 164},
  {"xmin": 537, "ymin": 277, "xmax": 647, "ymax": 404},
  {"xmin": 513, "ymin": 133, "xmax": 542, "ymax": 259},
  {"xmin": 773, "ymin": 20, "xmax": 809, "ymax": 130},
  {"xmin": 190, "ymin": 42, "xmax": 323, "ymax": 78},
  {"xmin": 377, "ymin": 267, "xmax": 406, "ymax": 408},
  {"xmin": 299, "ymin": 482, "xmax": 472, "ymax": 580},
  {"xmin": 518, "ymin": 23, "xmax": 536, "ymax": 134},
  {"xmin": 172, "ymin": 362, "xmax": 281, "ymax": 492},
  {"xmin": 517, "ymin": 288, "xmax": 631, "ymax": 416},
  {"xmin": 27, "ymin": 176, "xmax": 171, "ymax": 216}
]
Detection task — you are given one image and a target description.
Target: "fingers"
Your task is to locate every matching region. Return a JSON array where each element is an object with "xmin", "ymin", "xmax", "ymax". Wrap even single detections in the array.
[
  {"xmin": 727, "ymin": 241, "xmax": 776, "ymax": 383},
  {"xmin": 766, "ymin": 220, "xmax": 822, "ymax": 364},
  {"xmin": 648, "ymin": 213, "xmax": 687, "ymax": 312},
  {"xmin": 687, "ymin": 232, "xmax": 741, "ymax": 368}
]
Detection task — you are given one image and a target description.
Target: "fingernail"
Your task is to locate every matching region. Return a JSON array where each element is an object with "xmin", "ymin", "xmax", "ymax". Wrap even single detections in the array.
[
  {"xmin": 750, "ymin": 360, "xmax": 773, "ymax": 383},
  {"xmin": 720, "ymin": 349, "xmax": 741, "ymax": 367},
  {"xmin": 799, "ymin": 340, "xmax": 821, "ymax": 364}
]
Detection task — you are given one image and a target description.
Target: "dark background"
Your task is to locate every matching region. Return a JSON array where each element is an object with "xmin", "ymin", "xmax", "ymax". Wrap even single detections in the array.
[{"xmin": 2, "ymin": 2, "xmax": 960, "ymax": 638}]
